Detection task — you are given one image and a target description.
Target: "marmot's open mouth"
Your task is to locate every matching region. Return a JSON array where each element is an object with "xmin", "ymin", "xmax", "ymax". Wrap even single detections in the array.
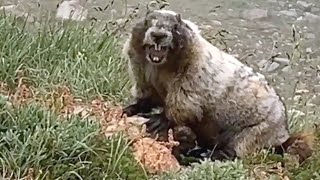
[{"xmin": 146, "ymin": 44, "xmax": 169, "ymax": 64}]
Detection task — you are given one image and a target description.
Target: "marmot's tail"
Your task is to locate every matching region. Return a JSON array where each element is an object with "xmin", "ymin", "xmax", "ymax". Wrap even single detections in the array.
[{"xmin": 275, "ymin": 132, "xmax": 315, "ymax": 163}]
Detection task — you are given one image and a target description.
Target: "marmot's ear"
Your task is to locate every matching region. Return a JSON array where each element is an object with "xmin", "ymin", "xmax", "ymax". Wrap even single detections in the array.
[
  {"xmin": 176, "ymin": 13, "xmax": 182, "ymax": 24},
  {"xmin": 144, "ymin": 10, "xmax": 151, "ymax": 26}
]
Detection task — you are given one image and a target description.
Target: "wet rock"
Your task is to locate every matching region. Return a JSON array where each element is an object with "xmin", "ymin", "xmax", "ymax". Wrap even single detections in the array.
[
  {"xmin": 280, "ymin": 9, "xmax": 298, "ymax": 17},
  {"xmin": 56, "ymin": 0, "xmax": 88, "ymax": 21},
  {"xmin": 304, "ymin": 12, "xmax": 320, "ymax": 23},
  {"xmin": 242, "ymin": 8, "xmax": 268, "ymax": 20}
]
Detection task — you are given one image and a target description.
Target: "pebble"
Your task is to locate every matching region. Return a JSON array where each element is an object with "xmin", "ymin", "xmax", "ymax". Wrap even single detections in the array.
[
  {"xmin": 305, "ymin": 33, "xmax": 316, "ymax": 39},
  {"xmin": 304, "ymin": 12, "xmax": 320, "ymax": 23},
  {"xmin": 280, "ymin": 9, "xmax": 298, "ymax": 17},
  {"xmin": 297, "ymin": 1, "xmax": 314, "ymax": 9},
  {"xmin": 267, "ymin": 62, "xmax": 280, "ymax": 72},
  {"xmin": 211, "ymin": 20, "xmax": 222, "ymax": 26},
  {"xmin": 242, "ymin": 8, "xmax": 268, "ymax": 20},
  {"xmin": 273, "ymin": 57, "xmax": 290, "ymax": 66},
  {"xmin": 56, "ymin": 0, "xmax": 88, "ymax": 21}
]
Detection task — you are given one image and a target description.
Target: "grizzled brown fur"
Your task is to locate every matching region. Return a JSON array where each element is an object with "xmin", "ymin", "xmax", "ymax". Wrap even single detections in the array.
[{"xmin": 122, "ymin": 9, "xmax": 314, "ymax": 164}]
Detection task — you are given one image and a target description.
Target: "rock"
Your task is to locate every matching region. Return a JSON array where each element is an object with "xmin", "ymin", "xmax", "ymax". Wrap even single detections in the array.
[
  {"xmin": 279, "ymin": 9, "xmax": 298, "ymax": 17},
  {"xmin": 242, "ymin": 8, "xmax": 268, "ymax": 20},
  {"xmin": 56, "ymin": 0, "xmax": 88, "ymax": 21},
  {"xmin": 267, "ymin": 62, "xmax": 280, "ymax": 72},
  {"xmin": 311, "ymin": 7, "xmax": 320, "ymax": 13},
  {"xmin": 311, "ymin": 95, "xmax": 320, "ymax": 106},
  {"xmin": 304, "ymin": 12, "xmax": 320, "ymax": 23},
  {"xmin": 273, "ymin": 57, "xmax": 290, "ymax": 66},
  {"xmin": 257, "ymin": 59, "xmax": 269, "ymax": 68},
  {"xmin": 0, "ymin": 5, "xmax": 16, "ymax": 11},
  {"xmin": 268, "ymin": 0, "xmax": 277, "ymax": 3},
  {"xmin": 279, "ymin": 2, "xmax": 285, "ymax": 7},
  {"xmin": 314, "ymin": 85, "xmax": 320, "ymax": 93},
  {"xmin": 306, "ymin": 47, "xmax": 312, "ymax": 53},
  {"xmin": 305, "ymin": 33, "xmax": 315, "ymax": 39},
  {"xmin": 282, "ymin": 66, "xmax": 291, "ymax": 72},
  {"xmin": 211, "ymin": 20, "xmax": 222, "ymax": 26},
  {"xmin": 297, "ymin": 1, "xmax": 313, "ymax": 9},
  {"xmin": 0, "ymin": 4, "xmax": 36, "ymax": 23}
]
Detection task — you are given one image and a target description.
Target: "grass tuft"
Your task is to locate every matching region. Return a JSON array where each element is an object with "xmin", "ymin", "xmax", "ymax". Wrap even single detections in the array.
[
  {"xmin": 0, "ymin": 15, "xmax": 130, "ymax": 103},
  {"xmin": 0, "ymin": 99, "xmax": 146, "ymax": 179}
]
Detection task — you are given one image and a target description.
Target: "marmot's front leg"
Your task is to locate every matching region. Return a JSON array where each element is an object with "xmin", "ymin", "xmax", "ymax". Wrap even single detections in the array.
[
  {"xmin": 144, "ymin": 79, "xmax": 203, "ymax": 136},
  {"xmin": 122, "ymin": 93, "xmax": 162, "ymax": 117},
  {"xmin": 122, "ymin": 59, "xmax": 163, "ymax": 117}
]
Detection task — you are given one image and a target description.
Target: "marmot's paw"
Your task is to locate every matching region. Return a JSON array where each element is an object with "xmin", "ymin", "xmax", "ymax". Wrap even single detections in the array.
[
  {"xmin": 121, "ymin": 104, "xmax": 139, "ymax": 117},
  {"xmin": 144, "ymin": 113, "xmax": 170, "ymax": 136},
  {"xmin": 209, "ymin": 148, "xmax": 236, "ymax": 161}
]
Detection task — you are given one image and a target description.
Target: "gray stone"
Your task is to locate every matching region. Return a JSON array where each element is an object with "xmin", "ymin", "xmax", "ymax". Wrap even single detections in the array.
[
  {"xmin": 279, "ymin": 9, "xmax": 298, "ymax": 17},
  {"xmin": 211, "ymin": 20, "xmax": 222, "ymax": 26},
  {"xmin": 279, "ymin": 2, "xmax": 285, "ymax": 7},
  {"xmin": 0, "ymin": 4, "xmax": 36, "ymax": 23},
  {"xmin": 267, "ymin": 62, "xmax": 280, "ymax": 72},
  {"xmin": 311, "ymin": 7, "xmax": 320, "ymax": 13},
  {"xmin": 305, "ymin": 33, "xmax": 316, "ymax": 39},
  {"xmin": 304, "ymin": 12, "xmax": 320, "ymax": 23},
  {"xmin": 273, "ymin": 57, "xmax": 290, "ymax": 66},
  {"xmin": 282, "ymin": 66, "xmax": 291, "ymax": 72},
  {"xmin": 257, "ymin": 59, "xmax": 269, "ymax": 68},
  {"xmin": 297, "ymin": 1, "xmax": 314, "ymax": 9},
  {"xmin": 306, "ymin": 47, "xmax": 312, "ymax": 53},
  {"xmin": 56, "ymin": 0, "xmax": 88, "ymax": 21},
  {"xmin": 242, "ymin": 8, "xmax": 268, "ymax": 20},
  {"xmin": 311, "ymin": 95, "xmax": 320, "ymax": 106}
]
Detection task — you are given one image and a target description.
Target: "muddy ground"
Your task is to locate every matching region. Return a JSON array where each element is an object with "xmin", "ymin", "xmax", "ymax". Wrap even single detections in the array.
[{"xmin": 1, "ymin": 0, "xmax": 319, "ymax": 125}]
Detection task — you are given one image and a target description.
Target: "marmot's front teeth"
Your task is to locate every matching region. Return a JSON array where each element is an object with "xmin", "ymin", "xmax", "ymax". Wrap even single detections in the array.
[
  {"xmin": 153, "ymin": 57, "xmax": 159, "ymax": 62},
  {"xmin": 153, "ymin": 44, "xmax": 162, "ymax": 51}
]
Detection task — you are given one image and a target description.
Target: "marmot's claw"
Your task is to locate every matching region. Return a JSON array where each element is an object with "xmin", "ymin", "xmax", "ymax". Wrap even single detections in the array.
[
  {"xmin": 144, "ymin": 113, "xmax": 169, "ymax": 136},
  {"xmin": 121, "ymin": 104, "xmax": 139, "ymax": 118}
]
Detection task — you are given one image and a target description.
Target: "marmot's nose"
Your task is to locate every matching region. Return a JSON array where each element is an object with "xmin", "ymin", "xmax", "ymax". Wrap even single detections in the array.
[{"xmin": 150, "ymin": 31, "xmax": 168, "ymax": 43}]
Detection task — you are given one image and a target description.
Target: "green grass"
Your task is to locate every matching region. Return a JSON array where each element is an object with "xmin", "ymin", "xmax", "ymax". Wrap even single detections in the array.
[
  {"xmin": 0, "ymin": 11, "xmax": 319, "ymax": 180},
  {"xmin": 0, "ymin": 99, "xmax": 147, "ymax": 179},
  {"xmin": 0, "ymin": 15, "xmax": 130, "ymax": 103}
]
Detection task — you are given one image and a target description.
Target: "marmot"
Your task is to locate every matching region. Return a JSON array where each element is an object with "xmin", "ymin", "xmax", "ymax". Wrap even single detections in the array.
[{"xmin": 121, "ymin": 9, "xmax": 314, "ymax": 164}]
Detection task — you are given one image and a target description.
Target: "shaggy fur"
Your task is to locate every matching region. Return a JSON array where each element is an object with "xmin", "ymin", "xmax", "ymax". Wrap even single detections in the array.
[{"xmin": 122, "ymin": 9, "xmax": 314, "ymax": 164}]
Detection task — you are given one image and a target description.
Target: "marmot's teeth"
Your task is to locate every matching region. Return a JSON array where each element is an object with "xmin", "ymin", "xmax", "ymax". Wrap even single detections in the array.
[{"xmin": 153, "ymin": 57, "xmax": 159, "ymax": 62}]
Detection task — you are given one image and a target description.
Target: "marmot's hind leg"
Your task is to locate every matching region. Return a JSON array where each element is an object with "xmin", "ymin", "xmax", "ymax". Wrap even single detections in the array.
[{"xmin": 209, "ymin": 122, "xmax": 289, "ymax": 161}]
